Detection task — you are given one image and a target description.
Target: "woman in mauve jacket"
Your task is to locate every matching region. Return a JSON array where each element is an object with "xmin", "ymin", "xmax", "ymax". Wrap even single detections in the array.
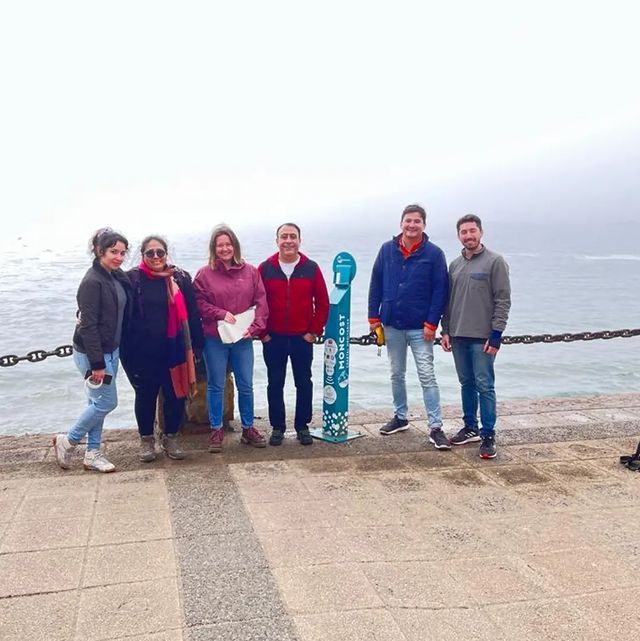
[{"xmin": 193, "ymin": 224, "xmax": 268, "ymax": 454}]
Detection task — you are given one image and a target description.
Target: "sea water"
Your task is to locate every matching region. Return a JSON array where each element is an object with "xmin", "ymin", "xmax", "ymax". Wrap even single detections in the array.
[{"xmin": 1, "ymin": 220, "xmax": 639, "ymax": 436}]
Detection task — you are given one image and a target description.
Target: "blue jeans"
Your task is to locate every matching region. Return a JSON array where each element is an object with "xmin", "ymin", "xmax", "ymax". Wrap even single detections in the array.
[
  {"xmin": 262, "ymin": 334, "xmax": 314, "ymax": 431},
  {"xmin": 68, "ymin": 349, "xmax": 119, "ymax": 450},
  {"xmin": 203, "ymin": 337, "xmax": 254, "ymax": 429},
  {"xmin": 451, "ymin": 337, "xmax": 496, "ymax": 437},
  {"xmin": 385, "ymin": 326, "xmax": 443, "ymax": 429}
]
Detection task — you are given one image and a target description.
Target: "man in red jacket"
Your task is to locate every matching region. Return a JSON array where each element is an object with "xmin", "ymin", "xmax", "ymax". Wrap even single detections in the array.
[{"xmin": 259, "ymin": 223, "xmax": 330, "ymax": 446}]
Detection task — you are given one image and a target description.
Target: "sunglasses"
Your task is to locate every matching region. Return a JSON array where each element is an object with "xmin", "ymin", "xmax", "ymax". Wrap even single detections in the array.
[{"xmin": 144, "ymin": 248, "xmax": 167, "ymax": 259}]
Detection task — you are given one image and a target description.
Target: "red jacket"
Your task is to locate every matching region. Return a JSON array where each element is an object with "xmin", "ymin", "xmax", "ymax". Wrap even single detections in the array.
[{"xmin": 258, "ymin": 253, "xmax": 329, "ymax": 337}]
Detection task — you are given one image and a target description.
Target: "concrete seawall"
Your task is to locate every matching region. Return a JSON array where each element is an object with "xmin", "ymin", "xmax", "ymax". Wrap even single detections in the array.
[{"xmin": 1, "ymin": 393, "xmax": 639, "ymax": 641}]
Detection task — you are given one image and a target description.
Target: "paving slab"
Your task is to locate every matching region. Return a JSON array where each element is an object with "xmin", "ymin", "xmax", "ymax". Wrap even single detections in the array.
[
  {"xmin": 484, "ymin": 598, "xmax": 607, "ymax": 641},
  {"xmin": 481, "ymin": 512, "xmax": 590, "ymax": 555},
  {"xmin": 391, "ymin": 606, "xmax": 507, "ymax": 641},
  {"xmin": 187, "ymin": 619, "xmax": 297, "ymax": 641},
  {"xmin": 0, "ymin": 547, "xmax": 84, "ymax": 597},
  {"xmin": 293, "ymin": 609, "xmax": 406, "ymax": 641},
  {"xmin": 258, "ymin": 525, "xmax": 353, "ymax": 568},
  {"xmin": 180, "ymin": 566, "xmax": 286, "ymax": 626},
  {"xmin": 363, "ymin": 560, "xmax": 472, "ymax": 608},
  {"xmin": 447, "ymin": 555, "xmax": 558, "ymax": 603},
  {"xmin": 538, "ymin": 460, "xmax": 617, "ymax": 486},
  {"xmin": 76, "ymin": 578, "xmax": 182, "ymax": 641},
  {"xmin": 166, "ymin": 470, "xmax": 253, "ymax": 537},
  {"xmin": 300, "ymin": 473, "xmax": 387, "ymax": 501},
  {"xmin": 572, "ymin": 588, "xmax": 640, "ymax": 640},
  {"xmin": 502, "ymin": 442, "xmax": 574, "ymax": 462},
  {"xmin": 0, "ymin": 590, "xmax": 79, "ymax": 641},
  {"xmin": 27, "ymin": 475, "xmax": 98, "ymax": 495},
  {"xmin": 335, "ymin": 496, "xmax": 439, "ymax": 529},
  {"xmin": 510, "ymin": 481, "xmax": 594, "ymax": 513},
  {"xmin": 273, "ymin": 563, "xmax": 383, "ymax": 614},
  {"xmin": 0, "ymin": 516, "xmax": 92, "ymax": 553},
  {"xmin": 95, "ymin": 475, "xmax": 169, "ymax": 514},
  {"xmin": 15, "ymin": 491, "xmax": 96, "ymax": 520},
  {"xmin": 576, "ymin": 508, "xmax": 640, "ymax": 546},
  {"xmin": 89, "ymin": 508, "xmax": 173, "ymax": 545},
  {"xmin": 82, "ymin": 539, "xmax": 176, "ymax": 587},
  {"xmin": 0, "ymin": 497, "xmax": 23, "ymax": 522},
  {"xmin": 244, "ymin": 498, "xmax": 340, "ymax": 532},
  {"xmin": 524, "ymin": 546, "xmax": 634, "ymax": 594}
]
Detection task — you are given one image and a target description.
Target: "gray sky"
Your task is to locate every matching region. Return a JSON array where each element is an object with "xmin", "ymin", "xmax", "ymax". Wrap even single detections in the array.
[{"xmin": 1, "ymin": 0, "xmax": 639, "ymax": 245}]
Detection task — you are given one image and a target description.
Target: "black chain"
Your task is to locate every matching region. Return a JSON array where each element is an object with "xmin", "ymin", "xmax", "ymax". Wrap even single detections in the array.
[
  {"xmin": 2, "ymin": 329, "xmax": 640, "ymax": 367},
  {"xmin": 0, "ymin": 345, "xmax": 74, "ymax": 367},
  {"xmin": 499, "ymin": 328, "xmax": 640, "ymax": 344}
]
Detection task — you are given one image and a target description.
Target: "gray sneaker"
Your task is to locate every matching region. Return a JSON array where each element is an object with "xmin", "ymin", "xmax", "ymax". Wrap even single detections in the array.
[
  {"xmin": 162, "ymin": 434, "xmax": 185, "ymax": 460},
  {"xmin": 83, "ymin": 449, "xmax": 116, "ymax": 473},
  {"xmin": 429, "ymin": 428, "xmax": 451, "ymax": 450},
  {"xmin": 139, "ymin": 436, "xmax": 157, "ymax": 463},
  {"xmin": 53, "ymin": 434, "xmax": 76, "ymax": 470},
  {"xmin": 379, "ymin": 416, "xmax": 409, "ymax": 435}
]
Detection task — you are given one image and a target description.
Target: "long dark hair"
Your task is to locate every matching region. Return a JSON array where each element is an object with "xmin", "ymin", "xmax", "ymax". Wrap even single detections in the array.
[{"xmin": 90, "ymin": 227, "xmax": 129, "ymax": 258}]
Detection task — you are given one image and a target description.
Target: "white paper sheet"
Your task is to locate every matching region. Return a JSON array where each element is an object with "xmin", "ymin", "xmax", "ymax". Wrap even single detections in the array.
[{"xmin": 217, "ymin": 307, "xmax": 256, "ymax": 344}]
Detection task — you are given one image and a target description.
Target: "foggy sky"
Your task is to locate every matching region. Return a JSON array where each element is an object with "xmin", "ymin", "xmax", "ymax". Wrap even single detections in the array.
[{"xmin": 1, "ymin": 1, "xmax": 639, "ymax": 246}]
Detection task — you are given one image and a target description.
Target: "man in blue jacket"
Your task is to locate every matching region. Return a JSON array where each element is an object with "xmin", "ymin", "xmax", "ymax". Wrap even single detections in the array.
[{"xmin": 368, "ymin": 204, "xmax": 450, "ymax": 449}]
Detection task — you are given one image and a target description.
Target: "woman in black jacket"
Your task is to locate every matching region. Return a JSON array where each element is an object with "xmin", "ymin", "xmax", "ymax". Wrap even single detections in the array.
[
  {"xmin": 122, "ymin": 235, "xmax": 204, "ymax": 461},
  {"xmin": 53, "ymin": 228, "xmax": 131, "ymax": 473}
]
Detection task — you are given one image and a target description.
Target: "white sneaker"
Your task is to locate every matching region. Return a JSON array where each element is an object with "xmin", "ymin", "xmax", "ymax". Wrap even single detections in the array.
[
  {"xmin": 53, "ymin": 434, "xmax": 76, "ymax": 470},
  {"xmin": 83, "ymin": 449, "xmax": 116, "ymax": 473}
]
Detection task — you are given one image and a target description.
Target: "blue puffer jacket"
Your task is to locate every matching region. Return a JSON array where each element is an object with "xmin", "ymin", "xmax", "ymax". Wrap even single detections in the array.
[{"xmin": 368, "ymin": 233, "xmax": 449, "ymax": 330}]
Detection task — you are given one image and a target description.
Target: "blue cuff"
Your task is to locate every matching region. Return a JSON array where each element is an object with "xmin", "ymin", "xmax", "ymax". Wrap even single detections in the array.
[{"xmin": 488, "ymin": 330, "xmax": 503, "ymax": 349}]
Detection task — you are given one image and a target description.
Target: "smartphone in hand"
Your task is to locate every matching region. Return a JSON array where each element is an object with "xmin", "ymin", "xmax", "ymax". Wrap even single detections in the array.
[{"xmin": 84, "ymin": 370, "xmax": 113, "ymax": 385}]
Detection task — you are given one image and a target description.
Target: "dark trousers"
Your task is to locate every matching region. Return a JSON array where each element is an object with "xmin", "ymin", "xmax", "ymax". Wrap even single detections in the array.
[
  {"xmin": 262, "ymin": 334, "xmax": 313, "ymax": 431},
  {"xmin": 129, "ymin": 367, "xmax": 186, "ymax": 437}
]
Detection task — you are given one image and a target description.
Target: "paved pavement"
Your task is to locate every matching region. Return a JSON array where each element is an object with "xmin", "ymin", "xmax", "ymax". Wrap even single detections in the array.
[{"xmin": 1, "ymin": 393, "xmax": 639, "ymax": 641}]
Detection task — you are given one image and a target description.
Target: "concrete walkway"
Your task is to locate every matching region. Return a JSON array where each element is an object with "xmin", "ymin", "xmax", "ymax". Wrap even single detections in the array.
[{"xmin": 1, "ymin": 393, "xmax": 639, "ymax": 641}]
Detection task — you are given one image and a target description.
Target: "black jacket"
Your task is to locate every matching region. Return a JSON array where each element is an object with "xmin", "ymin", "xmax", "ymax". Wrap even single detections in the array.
[
  {"xmin": 121, "ymin": 266, "xmax": 204, "ymax": 378},
  {"xmin": 72, "ymin": 260, "xmax": 132, "ymax": 370}
]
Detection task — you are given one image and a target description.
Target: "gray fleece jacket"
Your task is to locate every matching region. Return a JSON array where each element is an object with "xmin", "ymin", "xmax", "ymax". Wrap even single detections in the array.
[{"xmin": 441, "ymin": 246, "xmax": 511, "ymax": 342}]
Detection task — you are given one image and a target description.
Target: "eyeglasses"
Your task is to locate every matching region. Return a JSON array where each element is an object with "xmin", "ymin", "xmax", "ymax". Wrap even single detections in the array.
[{"xmin": 144, "ymin": 248, "xmax": 167, "ymax": 259}]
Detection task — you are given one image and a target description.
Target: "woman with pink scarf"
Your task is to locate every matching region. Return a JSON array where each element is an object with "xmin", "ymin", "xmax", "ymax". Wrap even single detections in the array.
[{"xmin": 121, "ymin": 235, "xmax": 204, "ymax": 462}]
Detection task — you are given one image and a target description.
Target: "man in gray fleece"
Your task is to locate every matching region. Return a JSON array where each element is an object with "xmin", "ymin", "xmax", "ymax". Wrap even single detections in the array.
[{"xmin": 441, "ymin": 214, "xmax": 511, "ymax": 459}]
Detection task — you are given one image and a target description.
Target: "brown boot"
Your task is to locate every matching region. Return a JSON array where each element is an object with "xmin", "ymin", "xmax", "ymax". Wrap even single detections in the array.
[
  {"xmin": 139, "ymin": 436, "xmax": 156, "ymax": 463},
  {"xmin": 240, "ymin": 427, "xmax": 267, "ymax": 448},
  {"xmin": 208, "ymin": 429, "xmax": 224, "ymax": 453},
  {"xmin": 162, "ymin": 434, "xmax": 185, "ymax": 460}
]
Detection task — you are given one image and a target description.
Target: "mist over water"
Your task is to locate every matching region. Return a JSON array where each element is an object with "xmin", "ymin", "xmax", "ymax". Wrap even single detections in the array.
[{"xmin": 1, "ymin": 220, "xmax": 639, "ymax": 437}]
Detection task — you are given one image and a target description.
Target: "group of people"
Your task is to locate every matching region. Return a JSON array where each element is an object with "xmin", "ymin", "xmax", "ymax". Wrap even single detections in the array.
[
  {"xmin": 53, "ymin": 222, "xmax": 328, "ymax": 472},
  {"xmin": 53, "ymin": 204, "xmax": 510, "ymax": 473}
]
